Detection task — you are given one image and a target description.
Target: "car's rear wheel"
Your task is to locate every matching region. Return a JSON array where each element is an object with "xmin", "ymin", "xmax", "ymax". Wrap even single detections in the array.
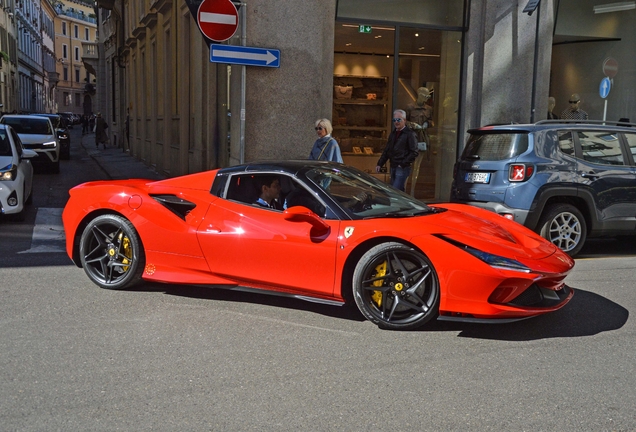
[
  {"xmin": 79, "ymin": 214, "xmax": 145, "ymax": 290},
  {"xmin": 352, "ymin": 242, "xmax": 439, "ymax": 330},
  {"xmin": 538, "ymin": 203, "xmax": 587, "ymax": 257}
]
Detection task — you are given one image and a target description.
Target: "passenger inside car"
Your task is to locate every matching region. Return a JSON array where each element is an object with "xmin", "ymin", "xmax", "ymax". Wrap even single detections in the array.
[{"xmin": 254, "ymin": 175, "xmax": 282, "ymax": 209}]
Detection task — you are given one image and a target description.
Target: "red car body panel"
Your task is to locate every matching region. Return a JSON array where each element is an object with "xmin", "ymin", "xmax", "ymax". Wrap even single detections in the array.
[{"xmin": 63, "ymin": 164, "xmax": 574, "ymax": 323}]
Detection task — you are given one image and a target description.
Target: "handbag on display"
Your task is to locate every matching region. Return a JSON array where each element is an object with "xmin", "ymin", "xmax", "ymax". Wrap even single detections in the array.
[{"xmin": 334, "ymin": 85, "xmax": 353, "ymax": 99}]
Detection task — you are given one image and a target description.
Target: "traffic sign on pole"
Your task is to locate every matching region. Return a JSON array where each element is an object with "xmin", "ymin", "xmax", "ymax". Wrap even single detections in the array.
[
  {"xmin": 210, "ymin": 44, "xmax": 281, "ymax": 68},
  {"xmin": 599, "ymin": 77, "xmax": 611, "ymax": 99},
  {"xmin": 602, "ymin": 57, "xmax": 618, "ymax": 78},
  {"xmin": 197, "ymin": 0, "xmax": 238, "ymax": 42}
]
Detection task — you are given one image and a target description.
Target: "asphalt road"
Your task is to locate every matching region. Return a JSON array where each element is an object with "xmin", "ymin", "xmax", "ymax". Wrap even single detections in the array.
[{"xmin": 1, "ymin": 128, "xmax": 635, "ymax": 431}]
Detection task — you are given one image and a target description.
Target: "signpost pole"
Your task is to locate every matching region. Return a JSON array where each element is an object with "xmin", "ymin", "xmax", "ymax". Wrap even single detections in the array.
[
  {"xmin": 603, "ymin": 100, "xmax": 608, "ymax": 124},
  {"xmin": 238, "ymin": 1, "xmax": 246, "ymax": 164}
]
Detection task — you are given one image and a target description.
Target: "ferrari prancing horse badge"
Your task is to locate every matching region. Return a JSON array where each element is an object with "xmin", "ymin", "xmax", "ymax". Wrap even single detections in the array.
[{"xmin": 344, "ymin": 227, "xmax": 354, "ymax": 238}]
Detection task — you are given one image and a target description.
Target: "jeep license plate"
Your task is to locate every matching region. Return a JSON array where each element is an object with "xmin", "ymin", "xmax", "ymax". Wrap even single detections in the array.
[{"xmin": 465, "ymin": 172, "xmax": 490, "ymax": 183}]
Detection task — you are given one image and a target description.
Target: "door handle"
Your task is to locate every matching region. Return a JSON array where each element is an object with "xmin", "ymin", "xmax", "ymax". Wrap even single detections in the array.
[{"xmin": 580, "ymin": 171, "xmax": 598, "ymax": 180}]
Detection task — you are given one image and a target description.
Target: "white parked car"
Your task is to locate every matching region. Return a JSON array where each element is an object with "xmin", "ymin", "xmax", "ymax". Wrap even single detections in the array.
[
  {"xmin": 0, "ymin": 115, "xmax": 60, "ymax": 173},
  {"xmin": 0, "ymin": 124, "xmax": 37, "ymax": 221}
]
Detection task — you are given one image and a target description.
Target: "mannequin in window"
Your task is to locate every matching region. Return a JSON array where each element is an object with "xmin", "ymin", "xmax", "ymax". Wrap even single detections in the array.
[
  {"xmin": 406, "ymin": 87, "xmax": 433, "ymax": 196},
  {"xmin": 547, "ymin": 96, "xmax": 558, "ymax": 120},
  {"xmin": 560, "ymin": 94, "xmax": 588, "ymax": 120}
]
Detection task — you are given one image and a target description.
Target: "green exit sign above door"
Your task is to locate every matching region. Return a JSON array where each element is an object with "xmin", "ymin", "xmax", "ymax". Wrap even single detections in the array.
[{"xmin": 358, "ymin": 25, "xmax": 371, "ymax": 33}]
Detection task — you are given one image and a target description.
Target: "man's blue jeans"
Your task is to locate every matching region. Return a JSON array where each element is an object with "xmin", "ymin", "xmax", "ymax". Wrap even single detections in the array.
[{"xmin": 390, "ymin": 166, "xmax": 411, "ymax": 191}]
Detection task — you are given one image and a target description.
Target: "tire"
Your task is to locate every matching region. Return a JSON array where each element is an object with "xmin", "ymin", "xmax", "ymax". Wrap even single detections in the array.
[
  {"xmin": 25, "ymin": 183, "xmax": 33, "ymax": 205},
  {"xmin": 79, "ymin": 214, "xmax": 145, "ymax": 290},
  {"xmin": 538, "ymin": 203, "xmax": 587, "ymax": 257},
  {"xmin": 352, "ymin": 242, "xmax": 440, "ymax": 330}
]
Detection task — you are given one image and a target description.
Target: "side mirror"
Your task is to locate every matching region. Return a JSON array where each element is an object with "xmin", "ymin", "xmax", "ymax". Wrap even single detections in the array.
[
  {"xmin": 21, "ymin": 149, "xmax": 38, "ymax": 159},
  {"xmin": 283, "ymin": 206, "xmax": 330, "ymax": 237}
]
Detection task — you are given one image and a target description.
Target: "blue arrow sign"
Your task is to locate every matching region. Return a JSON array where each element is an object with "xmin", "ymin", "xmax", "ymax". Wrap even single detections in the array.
[
  {"xmin": 210, "ymin": 44, "xmax": 280, "ymax": 68},
  {"xmin": 599, "ymin": 76, "xmax": 611, "ymax": 99}
]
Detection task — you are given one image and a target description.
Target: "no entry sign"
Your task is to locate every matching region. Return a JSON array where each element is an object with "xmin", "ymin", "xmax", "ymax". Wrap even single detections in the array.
[
  {"xmin": 197, "ymin": 0, "xmax": 238, "ymax": 42},
  {"xmin": 602, "ymin": 57, "xmax": 618, "ymax": 78}
]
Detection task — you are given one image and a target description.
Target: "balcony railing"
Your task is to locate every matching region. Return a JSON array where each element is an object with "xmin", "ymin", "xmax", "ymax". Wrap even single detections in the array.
[
  {"xmin": 82, "ymin": 42, "xmax": 98, "ymax": 60},
  {"xmin": 57, "ymin": 9, "xmax": 97, "ymax": 24}
]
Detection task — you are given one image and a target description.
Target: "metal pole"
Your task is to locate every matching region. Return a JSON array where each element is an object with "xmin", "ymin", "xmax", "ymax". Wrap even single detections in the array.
[
  {"xmin": 530, "ymin": 1, "xmax": 541, "ymax": 123},
  {"xmin": 239, "ymin": 3, "xmax": 246, "ymax": 164}
]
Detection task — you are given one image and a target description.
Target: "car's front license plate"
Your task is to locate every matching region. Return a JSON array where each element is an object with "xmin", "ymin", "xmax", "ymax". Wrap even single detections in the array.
[{"xmin": 465, "ymin": 172, "xmax": 490, "ymax": 183}]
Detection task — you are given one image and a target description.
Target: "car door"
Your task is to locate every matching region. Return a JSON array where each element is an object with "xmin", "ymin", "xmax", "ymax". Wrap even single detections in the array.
[
  {"xmin": 197, "ymin": 173, "xmax": 341, "ymax": 297},
  {"xmin": 574, "ymin": 130, "xmax": 636, "ymax": 230}
]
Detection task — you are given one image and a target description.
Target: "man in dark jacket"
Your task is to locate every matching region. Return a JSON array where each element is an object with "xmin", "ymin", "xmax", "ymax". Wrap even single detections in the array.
[{"xmin": 376, "ymin": 109, "xmax": 419, "ymax": 191}]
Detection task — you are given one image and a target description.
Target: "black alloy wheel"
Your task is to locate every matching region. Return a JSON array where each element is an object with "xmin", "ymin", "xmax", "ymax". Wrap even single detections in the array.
[
  {"xmin": 352, "ymin": 242, "xmax": 440, "ymax": 330},
  {"xmin": 79, "ymin": 214, "xmax": 145, "ymax": 289}
]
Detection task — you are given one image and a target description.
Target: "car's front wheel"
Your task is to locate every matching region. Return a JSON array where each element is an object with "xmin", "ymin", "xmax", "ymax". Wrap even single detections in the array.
[
  {"xmin": 538, "ymin": 203, "xmax": 587, "ymax": 257},
  {"xmin": 79, "ymin": 214, "xmax": 145, "ymax": 290},
  {"xmin": 352, "ymin": 242, "xmax": 440, "ymax": 330}
]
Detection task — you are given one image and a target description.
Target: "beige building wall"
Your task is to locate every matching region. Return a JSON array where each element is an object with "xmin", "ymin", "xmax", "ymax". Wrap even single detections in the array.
[{"xmin": 53, "ymin": 0, "xmax": 96, "ymax": 115}]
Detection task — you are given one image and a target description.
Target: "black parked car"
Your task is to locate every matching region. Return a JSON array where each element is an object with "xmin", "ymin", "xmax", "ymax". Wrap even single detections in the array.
[
  {"xmin": 36, "ymin": 114, "xmax": 70, "ymax": 160},
  {"xmin": 451, "ymin": 119, "xmax": 636, "ymax": 256}
]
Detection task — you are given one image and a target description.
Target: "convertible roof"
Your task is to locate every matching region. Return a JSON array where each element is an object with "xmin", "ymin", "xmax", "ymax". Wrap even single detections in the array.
[{"xmin": 217, "ymin": 160, "xmax": 344, "ymax": 176}]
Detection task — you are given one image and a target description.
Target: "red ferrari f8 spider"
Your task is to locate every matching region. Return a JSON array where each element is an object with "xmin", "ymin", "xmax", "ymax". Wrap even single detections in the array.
[{"xmin": 63, "ymin": 161, "xmax": 574, "ymax": 330}]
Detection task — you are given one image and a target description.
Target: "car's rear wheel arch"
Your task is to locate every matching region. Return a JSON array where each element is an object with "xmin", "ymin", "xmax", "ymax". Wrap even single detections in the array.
[
  {"xmin": 539, "ymin": 195, "xmax": 592, "ymax": 233},
  {"xmin": 71, "ymin": 209, "xmax": 129, "ymax": 266},
  {"xmin": 339, "ymin": 236, "xmax": 423, "ymax": 305}
]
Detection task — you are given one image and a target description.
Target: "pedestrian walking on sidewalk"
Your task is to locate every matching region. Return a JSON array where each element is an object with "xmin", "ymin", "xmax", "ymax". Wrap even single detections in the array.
[
  {"xmin": 82, "ymin": 115, "xmax": 89, "ymax": 134},
  {"xmin": 95, "ymin": 113, "xmax": 109, "ymax": 149}
]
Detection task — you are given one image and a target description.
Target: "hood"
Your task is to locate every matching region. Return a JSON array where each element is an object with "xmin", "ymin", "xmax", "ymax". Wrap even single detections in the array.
[{"xmin": 422, "ymin": 203, "xmax": 557, "ymax": 260}]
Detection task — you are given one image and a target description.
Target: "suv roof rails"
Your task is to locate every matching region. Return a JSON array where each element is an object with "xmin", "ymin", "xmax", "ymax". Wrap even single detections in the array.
[{"xmin": 535, "ymin": 119, "xmax": 636, "ymax": 127}]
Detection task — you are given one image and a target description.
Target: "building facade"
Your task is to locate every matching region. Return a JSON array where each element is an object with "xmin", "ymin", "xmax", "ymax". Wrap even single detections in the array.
[
  {"xmin": 91, "ymin": 0, "xmax": 635, "ymax": 201},
  {"xmin": 53, "ymin": 0, "xmax": 96, "ymax": 115},
  {"xmin": 16, "ymin": 0, "xmax": 45, "ymax": 113},
  {"xmin": 0, "ymin": 0, "xmax": 19, "ymax": 113},
  {"xmin": 41, "ymin": 0, "xmax": 56, "ymax": 112}
]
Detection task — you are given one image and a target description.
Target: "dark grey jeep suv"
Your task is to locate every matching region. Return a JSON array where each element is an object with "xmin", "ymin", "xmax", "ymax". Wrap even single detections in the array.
[{"xmin": 451, "ymin": 120, "xmax": 636, "ymax": 256}]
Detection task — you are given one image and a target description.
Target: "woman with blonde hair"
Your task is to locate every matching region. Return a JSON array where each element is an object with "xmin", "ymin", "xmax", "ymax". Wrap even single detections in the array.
[{"xmin": 309, "ymin": 118, "xmax": 343, "ymax": 163}]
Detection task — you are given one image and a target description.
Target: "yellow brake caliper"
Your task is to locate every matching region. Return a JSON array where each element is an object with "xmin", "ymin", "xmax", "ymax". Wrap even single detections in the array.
[
  {"xmin": 371, "ymin": 261, "xmax": 387, "ymax": 307},
  {"xmin": 118, "ymin": 233, "xmax": 132, "ymax": 272}
]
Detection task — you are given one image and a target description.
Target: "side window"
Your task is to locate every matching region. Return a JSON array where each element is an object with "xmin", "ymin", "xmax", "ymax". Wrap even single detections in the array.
[
  {"xmin": 577, "ymin": 131, "xmax": 625, "ymax": 166},
  {"xmin": 225, "ymin": 173, "xmax": 325, "ymax": 216},
  {"xmin": 557, "ymin": 131, "xmax": 575, "ymax": 155},
  {"xmin": 624, "ymin": 133, "xmax": 636, "ymax": 160}
]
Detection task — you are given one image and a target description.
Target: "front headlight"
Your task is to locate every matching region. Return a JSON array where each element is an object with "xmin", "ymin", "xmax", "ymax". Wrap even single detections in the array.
[
  {"xmin": 43, "ymin": 141, "xmax": 57, "ymax": 147},
  {"xmin": 462, "ymin": 246, "xmax": 531, "ymax": 272},
  {"xmin": 58, "ymin": 133, "xmax": 68, "ymax": 140},
  {"xmin": 0, "ymin": 164, "xmax": 17, "ymax": 181},
  {"xmin": 437, "ymin": 235, "xmax": 531, "ymax": 273}
]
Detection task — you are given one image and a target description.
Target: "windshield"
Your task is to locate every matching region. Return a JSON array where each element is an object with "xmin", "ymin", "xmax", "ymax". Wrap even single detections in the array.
[
  {"xmin": 1, "ymin": 117, "xmax": 53, "ymax": 135},
  {"xmin": 306, "ymin": 166, "xmax": 434, "ymax": 219}
]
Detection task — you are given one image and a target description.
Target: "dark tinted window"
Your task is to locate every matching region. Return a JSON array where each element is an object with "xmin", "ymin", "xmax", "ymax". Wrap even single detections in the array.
[
  {"xmin": 0, "ymin": 131, "xmax": 11, "ymax": 156},
  {"xmin": 558, "ymin": 131, "xmax": 575, "ymax": 155},
  {"xmin": 624, "ymin": 133, "xmax": 636, "ymax": 159},
  {"xmin": 577, "ymin": 131, "xmax": 624, "ymax": 166},
  {"xmin": 463, "ymin": 133, "xmax": 529, "ymax": 161}
]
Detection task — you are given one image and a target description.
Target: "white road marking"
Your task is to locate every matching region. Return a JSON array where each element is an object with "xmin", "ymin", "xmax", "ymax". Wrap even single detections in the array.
[{"xmin": 19, "ymin": 207, "xmax": 66, "ymax": 253}]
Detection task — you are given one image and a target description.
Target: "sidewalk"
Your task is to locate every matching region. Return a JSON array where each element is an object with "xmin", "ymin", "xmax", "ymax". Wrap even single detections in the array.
[{"xmin": 80, "ymin": 132, "xmax": 166, "ymax": 180}]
